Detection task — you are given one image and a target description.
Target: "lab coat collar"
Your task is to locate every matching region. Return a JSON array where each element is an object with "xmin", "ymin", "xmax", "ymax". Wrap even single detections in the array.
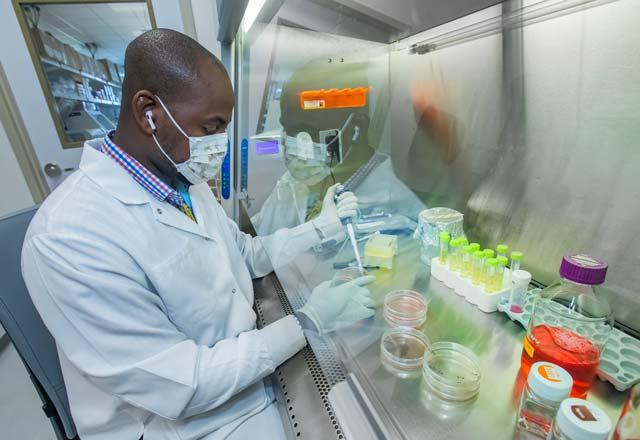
[
  {"xmin": 80, "ymin": 139, "xmax": 213, "ymax": 240},
  {"xmin": 80, "ymin": 139, "xmax": 152, "ymax": 205}
]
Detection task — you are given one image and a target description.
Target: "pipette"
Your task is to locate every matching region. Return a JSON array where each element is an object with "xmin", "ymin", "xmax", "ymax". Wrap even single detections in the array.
[{"xmin": 335, "ymin": 184, "xmax": 363, "ymax": 271}]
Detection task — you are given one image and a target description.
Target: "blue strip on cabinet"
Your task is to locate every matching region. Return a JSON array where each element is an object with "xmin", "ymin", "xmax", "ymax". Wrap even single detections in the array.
[
  {"xmin": 221, "ymin": 140, "xmax": 231, "ymax": 199},
  {"xmin": 241, "ymin": 138, "xmax": 248, "ymax": 193}
]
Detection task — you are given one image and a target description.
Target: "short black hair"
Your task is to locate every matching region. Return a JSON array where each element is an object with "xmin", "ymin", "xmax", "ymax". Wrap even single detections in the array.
[{"xmin": 120, "ymin": 28, "xmax": 225, "ymax": 110}]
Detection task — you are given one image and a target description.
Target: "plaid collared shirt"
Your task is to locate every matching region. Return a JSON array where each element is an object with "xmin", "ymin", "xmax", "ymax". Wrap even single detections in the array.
[{"xmin": 101, "ymin": 131, "xmax": 186, "ymax": 209}]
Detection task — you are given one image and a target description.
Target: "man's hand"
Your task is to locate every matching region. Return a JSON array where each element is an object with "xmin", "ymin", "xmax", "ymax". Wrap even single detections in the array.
[
  {"xmin": 311, "ymin": 183, "xmax": 358, "ymax": 242},
  {"xmin": 296, "ymin": 275, "xmax": 375, "ymax": 335}
]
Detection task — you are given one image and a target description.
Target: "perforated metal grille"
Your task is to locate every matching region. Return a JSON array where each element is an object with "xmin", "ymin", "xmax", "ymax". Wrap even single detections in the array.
[
  {"xmin": 270, "ymin": 278, "xmax": 347, "ymax": 384},
  {"xmin": 254, "ymin": 275, "xmax": 347, "ymax": 439}
]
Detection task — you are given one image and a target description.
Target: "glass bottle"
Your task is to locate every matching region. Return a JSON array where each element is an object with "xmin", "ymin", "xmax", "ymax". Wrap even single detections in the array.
[
  {"xmin": 549, "ymin": 398, "xmax": 611, "ymax": 440},
  {"xmin": 516, "ymin": 361, "xmax": 573, "ymax": 438},
  {"xmin": 521, "ymin": 254, "xmax": 612, "ymax": 398}
]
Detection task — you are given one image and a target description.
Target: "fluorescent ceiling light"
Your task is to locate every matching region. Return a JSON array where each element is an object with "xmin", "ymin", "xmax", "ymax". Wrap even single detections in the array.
[{"xmin": 241, "ymin": 0, "xmax": 267, "ymax": 32}]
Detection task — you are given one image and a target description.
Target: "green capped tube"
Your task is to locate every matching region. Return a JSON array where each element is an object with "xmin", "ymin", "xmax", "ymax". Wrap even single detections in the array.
[
  {"xmin": 510, "ymin": 251, "xmax": 523, "ymax": 272},
  {"xmin": 448, "ymin": 238, "xmax": 461, "ymax": 271},
  {"xmin": 497, "ymin": 244, "xmax": 509, "ymax": 260},
  {"xmin": 485, "ymin": 258, "xmax": 499, "ymax": 293},
  {"xmin": 481, "ymin": 249, "xmax": 495, "ymax": 284},
  {"xmin": 471, "ymin": 250, "xmax": 485, "ymax": 285},
  {"xmin": 439, "ymin": 231, "xmax": 451, "ymax": 264},
  {"xmin": 461, "ymin": 245, "xmax": 473, "ymax": 278},
  {"xmin": 495, "ymin": 256, "xmax": 508, "ymax": 291}
]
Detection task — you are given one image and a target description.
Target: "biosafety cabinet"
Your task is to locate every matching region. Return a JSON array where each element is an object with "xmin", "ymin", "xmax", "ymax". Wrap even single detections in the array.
[{"xmin": 232, "ymin": 0, "xmax": 640, "ymax": 438}]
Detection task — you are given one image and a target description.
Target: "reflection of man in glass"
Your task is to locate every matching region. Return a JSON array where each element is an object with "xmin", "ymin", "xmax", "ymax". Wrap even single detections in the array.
[{"xmin": 252, "ymin": 60, "xmax": 374, "ymax": 235}]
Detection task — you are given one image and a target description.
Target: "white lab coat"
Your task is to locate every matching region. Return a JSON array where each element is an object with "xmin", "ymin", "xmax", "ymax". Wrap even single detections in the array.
[
  {"xmin": 250, "ymin": 171, "xmax": 312, "ymax": 235},
  {"xmin": 21, "ymin": 139, "xmax": 319, "ymax": 440}
]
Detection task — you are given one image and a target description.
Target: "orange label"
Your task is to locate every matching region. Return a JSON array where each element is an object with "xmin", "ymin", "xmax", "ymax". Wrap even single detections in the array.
[
  {"xmin": 523, "ymin": 337, "xmax": 534, "ymax": 358},
  {"xmin": 298, "ymin": 87, "xmax": 369, "ymax": 110},
  {"xmin": 538, "ymin": 364, "xmax": 562, "ymax": 382}
]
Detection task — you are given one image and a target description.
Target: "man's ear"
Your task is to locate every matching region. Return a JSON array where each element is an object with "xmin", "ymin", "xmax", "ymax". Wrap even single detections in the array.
[{"xmin": 131, "ymin": 90, "xmax": 158, "ymax": 136}]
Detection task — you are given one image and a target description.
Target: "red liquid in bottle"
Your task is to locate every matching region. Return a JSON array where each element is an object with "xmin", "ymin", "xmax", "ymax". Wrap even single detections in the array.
[{"xmin": 520, "ymin": 325, "xmax": 600, "ymax": 398}]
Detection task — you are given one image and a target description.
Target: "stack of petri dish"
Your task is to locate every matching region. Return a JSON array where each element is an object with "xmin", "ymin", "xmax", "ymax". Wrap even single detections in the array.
[
  {"xmin": 381, "ymin": 327, "xmax": 430, "ymax": 379},
  {"xmin": 422, "ymin": 342, "xmax": 481, "ymax": 401},
  {"xmin": 381, "ymin": 290, "xmax": 430, "ymax": 377},
  {"xmin": 383, "ymin": 290, "xmax": 428, "ymax": 328}
]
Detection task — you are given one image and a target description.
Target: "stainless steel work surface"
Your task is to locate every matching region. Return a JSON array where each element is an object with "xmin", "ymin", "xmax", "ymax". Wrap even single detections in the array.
[{"xmin": 272, "ymin": 237, "xmax": 628, "ymax": 439}]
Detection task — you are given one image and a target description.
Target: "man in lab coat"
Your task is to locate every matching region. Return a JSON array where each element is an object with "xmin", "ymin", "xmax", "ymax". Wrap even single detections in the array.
[
  {"xmin": 21, "ymin": 29, "xmax": 374, "ymax": 440},
  {"xmin": 252, "ymin": 59, "xmax": 424, "ymax": 237}
]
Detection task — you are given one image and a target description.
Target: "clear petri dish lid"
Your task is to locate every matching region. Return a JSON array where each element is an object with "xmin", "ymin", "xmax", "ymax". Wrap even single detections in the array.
[
  {"xmin": 381, "ymin": 327, "xmax": 429, "ymax": 376},
  {"xmin": 422, "ymin": 342, "xmax": 481, "ymax": 401},
  {"xmin": 384, "ymin": 290, "xmax": 428, "ymax": 328},
  {"xmin": 331, "ymin": 267, "xmax": 367, "ymax": 286}
]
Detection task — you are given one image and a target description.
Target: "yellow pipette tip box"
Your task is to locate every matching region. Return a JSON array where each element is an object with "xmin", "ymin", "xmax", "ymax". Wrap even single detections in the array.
[{"xmin": 364, "ymin": 234, "xmax": 398, "ymax": 269}]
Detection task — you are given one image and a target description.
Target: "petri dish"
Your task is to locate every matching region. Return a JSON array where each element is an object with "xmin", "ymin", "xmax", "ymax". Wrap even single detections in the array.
[
  {"xmin": 381, "ymin": 327, "xmax": 429, "ymax": 378},
  {"xmin": 384, "ymin": 290, "xmax": 428, "ymax": 328},
  {"xmin": 331, "ymin": 267, "xmax": 366, "ymax": 286},
  {"xmin": 422, "ymin": 342, "xmax": 481, "ymax": 401}
]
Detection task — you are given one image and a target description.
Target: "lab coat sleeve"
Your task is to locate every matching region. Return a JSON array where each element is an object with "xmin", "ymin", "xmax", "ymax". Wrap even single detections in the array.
[
  {"xmin": 21, "ymin": 233, "xmax": 306, "ymax": 420},
  {"xmin": 224, "ymin": 215, "xmax": 322, "ymax": 278}
]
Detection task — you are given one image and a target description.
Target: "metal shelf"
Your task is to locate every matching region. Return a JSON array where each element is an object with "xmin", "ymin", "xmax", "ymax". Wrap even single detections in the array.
[
  {"xmin": 52, "ymin": 93, "xmax": 119, "ymax": 107},
  {"xmin": 40, "ymin": 56, "xmax": 122, "ymax": 89}
]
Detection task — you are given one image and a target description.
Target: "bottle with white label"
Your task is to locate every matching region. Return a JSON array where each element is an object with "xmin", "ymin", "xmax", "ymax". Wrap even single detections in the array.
[
  {"xmin": 549, "ymin": 398, "xmax": 612, "ymax": 440},
  {"xmin": 516, "ymin": 361, "xmax": 573, "ymax": 438}
]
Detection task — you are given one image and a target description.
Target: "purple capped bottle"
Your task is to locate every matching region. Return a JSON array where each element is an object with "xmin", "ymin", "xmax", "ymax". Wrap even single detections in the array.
[{"xmin": 520, "ymin": 254, "xmax": 613, "ymax": 398}]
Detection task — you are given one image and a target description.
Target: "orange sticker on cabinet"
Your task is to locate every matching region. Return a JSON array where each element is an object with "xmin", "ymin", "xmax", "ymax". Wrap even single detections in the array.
[{"xmin": 298, "ymin": 87, "xmax": 370, "ymax": 110}]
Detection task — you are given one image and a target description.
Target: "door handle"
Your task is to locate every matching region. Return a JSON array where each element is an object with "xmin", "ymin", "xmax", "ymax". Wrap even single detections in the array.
[
  {"xmin": 43, "ymin": 163, "xmax": 62, "ymax": 177},
  {"xmin": 43, "ymin": 163, "xmax": 75, "ymax": 177}
]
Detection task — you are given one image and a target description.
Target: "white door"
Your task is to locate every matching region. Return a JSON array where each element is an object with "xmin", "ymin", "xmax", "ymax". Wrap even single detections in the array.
[{"xmin": 0, "ymin": 0, "xmax": 192, "ymax": 193}]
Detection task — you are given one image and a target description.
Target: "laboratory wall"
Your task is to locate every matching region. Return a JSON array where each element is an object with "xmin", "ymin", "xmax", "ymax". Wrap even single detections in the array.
[
  {"xmin": 0, "ymin": 0, "xmax": 219, "ymax": 193},
  {"xmin": 0, "ymin": 119, "xmax": 34, "ymax": 217},
  {"xmin": 387, "ymin": 0, "xmax": 640, "ymax": 331}
]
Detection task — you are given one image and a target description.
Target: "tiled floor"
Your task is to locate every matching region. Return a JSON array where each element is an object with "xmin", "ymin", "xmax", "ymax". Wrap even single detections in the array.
[{"xmin": 0, "ymin": 341, "xmax": 56, "ymax": 439}]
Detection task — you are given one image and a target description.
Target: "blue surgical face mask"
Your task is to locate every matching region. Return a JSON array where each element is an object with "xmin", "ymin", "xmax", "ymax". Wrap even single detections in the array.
[{"xmin": 152, "ymin": 96, "xmax": 228, "ymax": 185}]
